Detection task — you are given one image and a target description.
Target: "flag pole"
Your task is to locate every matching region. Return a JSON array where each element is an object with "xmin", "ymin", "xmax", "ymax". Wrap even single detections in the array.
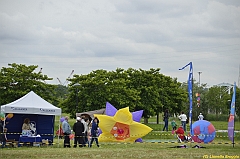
[
  {"xmin": 190, "ymin": 66, "xmax": 193, "ymax": 148},
  {"xmin": 228, "ymin": 82, "xmax": 236, "ymax": 148},
  {"xmin": 233, "ymin": 116, "xmax": 235, "ymax": 148},
  {"xmin": 191, "ymin": 66, "xmax": 193, "ymax": 130},
  {"xmin": 179, "ymin": 62, "xmax": 193, "ymax": 140},
  {"xmin": 232, "ymin": 83, "xmax": 236, "ymax": 148}
]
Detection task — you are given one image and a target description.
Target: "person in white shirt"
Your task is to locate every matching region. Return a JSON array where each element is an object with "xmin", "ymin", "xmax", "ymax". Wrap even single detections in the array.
[
  {"xmin": 81, "ymin": 116, "xmax": 88, "ymax": 146},
  {"xmin": 178, "ymin": 112, "xmax": 187, "ymax": 131},
  {"xmin": 198, "ymin": 113, "xmax": 204, "ymax": 120}
]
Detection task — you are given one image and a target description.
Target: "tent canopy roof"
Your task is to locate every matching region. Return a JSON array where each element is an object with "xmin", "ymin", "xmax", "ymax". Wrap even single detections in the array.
[
  {"xmin": 1, "ymin": 91, "xmax": 61, "ymax": 115},
  {"xmin": 76, "ymin": 109, "xmax": 105, "ymax": 119}
]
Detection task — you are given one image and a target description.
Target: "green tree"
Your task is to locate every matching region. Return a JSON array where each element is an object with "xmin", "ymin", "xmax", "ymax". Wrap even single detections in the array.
[
  {"xmin": 180, "ymin": 80, "xmax": 209, "ymax": 121},
  {"xmin": 127, "ymin": 68, "xmax": 187, "ymax": 123},
  {"xmin": 61, "ymin": 68, "xmax": 188, "ymax": 121},
  {"xmin": 0, "ymin": 63, "xmax": 56, "ymax": 105},
  {"xmin": 127, "ymin": 68, "xmax": 162, "ymax": 123},
  {"xmin": 61, "ymin": 69, "xmax": 139, "ymax": 118},
  {"xmin": 53, "ymin": 84, "xmax": 68, "ymax": 106},
  {"xmin": 205, "ymin": 86, "xmax": 229, "ymax": 120},
  {"xmin": 162, "ymin": 76, "xmax": 187, "ymax": 116}
]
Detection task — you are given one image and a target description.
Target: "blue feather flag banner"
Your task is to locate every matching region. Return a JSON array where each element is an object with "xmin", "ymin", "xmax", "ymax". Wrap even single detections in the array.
[
  {"xmin": 179, "ymin": 62, "xmax": 193, "ymax": 135},
  {"xmin": 228, "ymin": 82, "xmax": 236, "ymax": 143},
  {"xmin": 179, "ymin": 62, "xmax": 191, "ymax": 71}
]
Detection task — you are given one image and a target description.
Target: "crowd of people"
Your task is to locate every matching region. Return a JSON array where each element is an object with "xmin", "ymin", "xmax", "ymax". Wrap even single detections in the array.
[
  {"xmin": 61, "ymin": 116, "xmax": 100, "ymax": 148},
  {"xmin": 1, "ymin": 110, "xmax": 204, "ymax": 148},
  {"xmin": 60, "ymin": 110, "xmax": 203, "ymax": 146}
]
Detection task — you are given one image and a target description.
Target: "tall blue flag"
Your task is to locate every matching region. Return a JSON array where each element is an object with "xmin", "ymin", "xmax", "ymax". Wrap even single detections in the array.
[
  {"xmin": 179, "ymin": 62, "xmax": 193, "ymax": 135},
  {"xmin": 228, "ymin": 82, "xmax": 236, "ymax": 144}
]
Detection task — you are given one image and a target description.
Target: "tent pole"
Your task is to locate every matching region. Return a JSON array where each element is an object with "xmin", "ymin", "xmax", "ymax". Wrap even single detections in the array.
[
  {"xmin": 58, "ymin": 115, "xmax": 60, "ymax": 148},
  {"xmin": 3, "ymin": 113, "xmax": 6, "ymax": 129}
]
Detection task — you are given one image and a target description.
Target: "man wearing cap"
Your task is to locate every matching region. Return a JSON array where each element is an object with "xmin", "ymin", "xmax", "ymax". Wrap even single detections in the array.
[
  {"xmin": 73, "ymin": 117, "xmax": 84, "ymax": 148},
  {"xmin": 198, "ymin": 113, "xmax": 204, "ymax": 120},
  {"xmin": 62, "ymin": 116, "xmax": 71, "ymax": 148}
]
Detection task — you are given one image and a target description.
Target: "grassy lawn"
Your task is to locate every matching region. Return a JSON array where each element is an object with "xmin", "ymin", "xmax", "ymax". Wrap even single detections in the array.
[
  {"xmin": 2, "ymin": 114, "xmax": 236, "ymax": 159},
  {"xmin": 0, "ymin": 142, "xmax": 239, "ymax": 159},
  {"xmin": 57, "ymin": 114, "xmax": 240, "ymax": 131},
  {"xmin": 141, "ymin": 116, "xmax": 240, "ymax": 130},
  {"xmin": 55, "ymin": 115, "xmax": 240, "ymax": 142}
]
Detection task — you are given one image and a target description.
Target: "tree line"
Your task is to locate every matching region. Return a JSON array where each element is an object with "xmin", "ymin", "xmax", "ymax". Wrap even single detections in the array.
[{"xmin": 0, "ymin": 63, "xmax": 239, "ymax": 122}]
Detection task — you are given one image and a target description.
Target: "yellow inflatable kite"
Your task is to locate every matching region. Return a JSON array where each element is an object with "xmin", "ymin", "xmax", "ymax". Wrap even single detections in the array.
[{"xmin": 94, "ymin": 107, "xmax": 152, "ymax": 143}]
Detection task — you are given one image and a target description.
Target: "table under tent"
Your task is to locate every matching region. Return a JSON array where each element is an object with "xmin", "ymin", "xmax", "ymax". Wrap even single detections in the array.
[{"xmin": 0, "ymin": 91, "xmax": 61, "ymax": 145}]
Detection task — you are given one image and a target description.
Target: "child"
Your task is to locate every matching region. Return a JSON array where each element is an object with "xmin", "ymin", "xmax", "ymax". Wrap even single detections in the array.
[{"xmin": 171, "ymin": 120, "xmax": 177, "ymax": 131}]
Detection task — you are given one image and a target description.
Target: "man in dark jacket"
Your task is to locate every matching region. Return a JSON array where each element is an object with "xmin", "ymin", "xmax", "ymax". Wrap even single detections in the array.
[{"xmin": 73, "ymin": 117, "xmax": 84, "ymax": 147}]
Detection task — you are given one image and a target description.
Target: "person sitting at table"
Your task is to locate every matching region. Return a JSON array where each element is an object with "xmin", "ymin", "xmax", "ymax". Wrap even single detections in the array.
[{"xmin": 22, "ymin": 118, "xmax": 30, "ymax": 130}]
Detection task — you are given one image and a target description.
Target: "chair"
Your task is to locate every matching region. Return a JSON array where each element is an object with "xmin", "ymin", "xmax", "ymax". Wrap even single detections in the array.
[
  {"xmin": 177, "ymin": 134, "xmax": 193, "ymax": 143},
  {"xmin": 41, "ymin": 139, "xmax": 50, "ymax": 147},
  {"xmin": 6, "ymin": 139, "xmax": 18, "ymax": 148}
]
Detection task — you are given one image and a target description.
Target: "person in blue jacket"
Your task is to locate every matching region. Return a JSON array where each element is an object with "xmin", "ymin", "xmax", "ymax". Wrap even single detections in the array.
[
  {"xmin": 89, "ymin": 117, "xmax": 99, "ymax": 147},
  {"xmin": 62, "ymin": 116, "xmax": 71, "ymax": 148}
]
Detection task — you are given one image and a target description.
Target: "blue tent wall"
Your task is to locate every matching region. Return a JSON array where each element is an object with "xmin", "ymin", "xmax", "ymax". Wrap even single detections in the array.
[
  {"xmin": 5, "ymin": 114, "xmax": 55, "ymax": 142},
  {"xmin": 37, "ymin": 115, "xmax": 55, "ymax": 141}
]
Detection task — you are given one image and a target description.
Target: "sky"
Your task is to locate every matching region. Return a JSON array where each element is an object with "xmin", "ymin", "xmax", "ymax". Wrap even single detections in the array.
[{"xmin": 0, "ymin": 0, "xmax": 240, "ymax": 87}]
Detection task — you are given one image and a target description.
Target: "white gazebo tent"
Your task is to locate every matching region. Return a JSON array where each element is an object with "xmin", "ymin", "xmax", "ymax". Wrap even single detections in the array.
[
  {"xmin": 1, "ymin": 91, "xmax": 61, "ymax": 115},
  {"xmin": 1, "ymin": 91, "xmax": 62, "ymax": 146}
]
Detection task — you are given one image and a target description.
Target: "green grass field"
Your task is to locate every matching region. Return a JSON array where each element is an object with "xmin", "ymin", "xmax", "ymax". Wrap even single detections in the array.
[
  {"xmin": 0, "ymin": 115, "xmax": 239, "ymax": 159},
  {"xmin": 55, "ymin": 115, "xmax": 240, "ymax": 142},
  {"xmin": 56, "ymin": 115, "xmax": 240, "ymax": 131},
  {"xmin": 0, "ymin": 142, "xmax": 239, "ymax": 159}
]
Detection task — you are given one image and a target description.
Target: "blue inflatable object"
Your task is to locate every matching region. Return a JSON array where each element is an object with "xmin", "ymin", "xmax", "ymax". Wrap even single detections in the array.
[{"xmin": 191, "ymin": 120, "xmax": 216, "ymax": 143}]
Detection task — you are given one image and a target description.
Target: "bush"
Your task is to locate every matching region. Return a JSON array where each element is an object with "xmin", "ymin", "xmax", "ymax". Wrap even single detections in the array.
[{"xmin": 206, "ymin": 114, "xmax": 239, "ymax": 121}]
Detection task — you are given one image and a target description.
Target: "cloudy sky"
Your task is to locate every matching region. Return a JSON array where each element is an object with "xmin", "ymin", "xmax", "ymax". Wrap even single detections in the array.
[{"xmin": 0, "ymin": 0, "xmax": 240, "ymax": 87}]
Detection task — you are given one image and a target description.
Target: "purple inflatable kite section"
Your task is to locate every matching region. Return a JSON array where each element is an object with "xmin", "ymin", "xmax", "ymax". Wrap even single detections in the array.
[
  {"xmin": 106, "ymin": 102, "xmax": 117, "ymax": 116},
  {"xmin": 132, "ymin": 110, "xmax": 143, "ymax": 122}
]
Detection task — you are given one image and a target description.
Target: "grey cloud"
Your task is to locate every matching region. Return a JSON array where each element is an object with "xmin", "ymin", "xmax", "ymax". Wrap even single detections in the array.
[{"xmin": 0, "ymin": 0, "xmax": 239, "ymax": 87}]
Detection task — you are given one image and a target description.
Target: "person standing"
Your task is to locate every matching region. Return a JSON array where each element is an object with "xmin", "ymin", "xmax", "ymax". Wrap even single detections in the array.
[
  {"xmin": 73, "ymin": 117, "xmax": 84, "ymax": 148},
  {"xmin": 198, "ymin": 113, "xmax": 204, "ymax": 120},
  {"xmin": 0, "ymin": 120, "xmax": 5, "ymax": 148},
  {"xmin": 89, "ymin": 117, "xmax": 99, "ymax": 147},
  {"xmin": 62, "ymin": 116, "xmax": 71, "ymax": 148},
  {"xmin": 178, "ymin": 112, "xmax": 187, "ymax": 132},
  {"xmin": 81, "ymin": 116, "xmax": 87, "ymax": 146},
  {"xmin": 84, "ymin": 118, "xmax": 90, "ymax": 146},
  {"xmin": 162, "ymin": 109, "xmax": 169, "ymax": 132}
]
